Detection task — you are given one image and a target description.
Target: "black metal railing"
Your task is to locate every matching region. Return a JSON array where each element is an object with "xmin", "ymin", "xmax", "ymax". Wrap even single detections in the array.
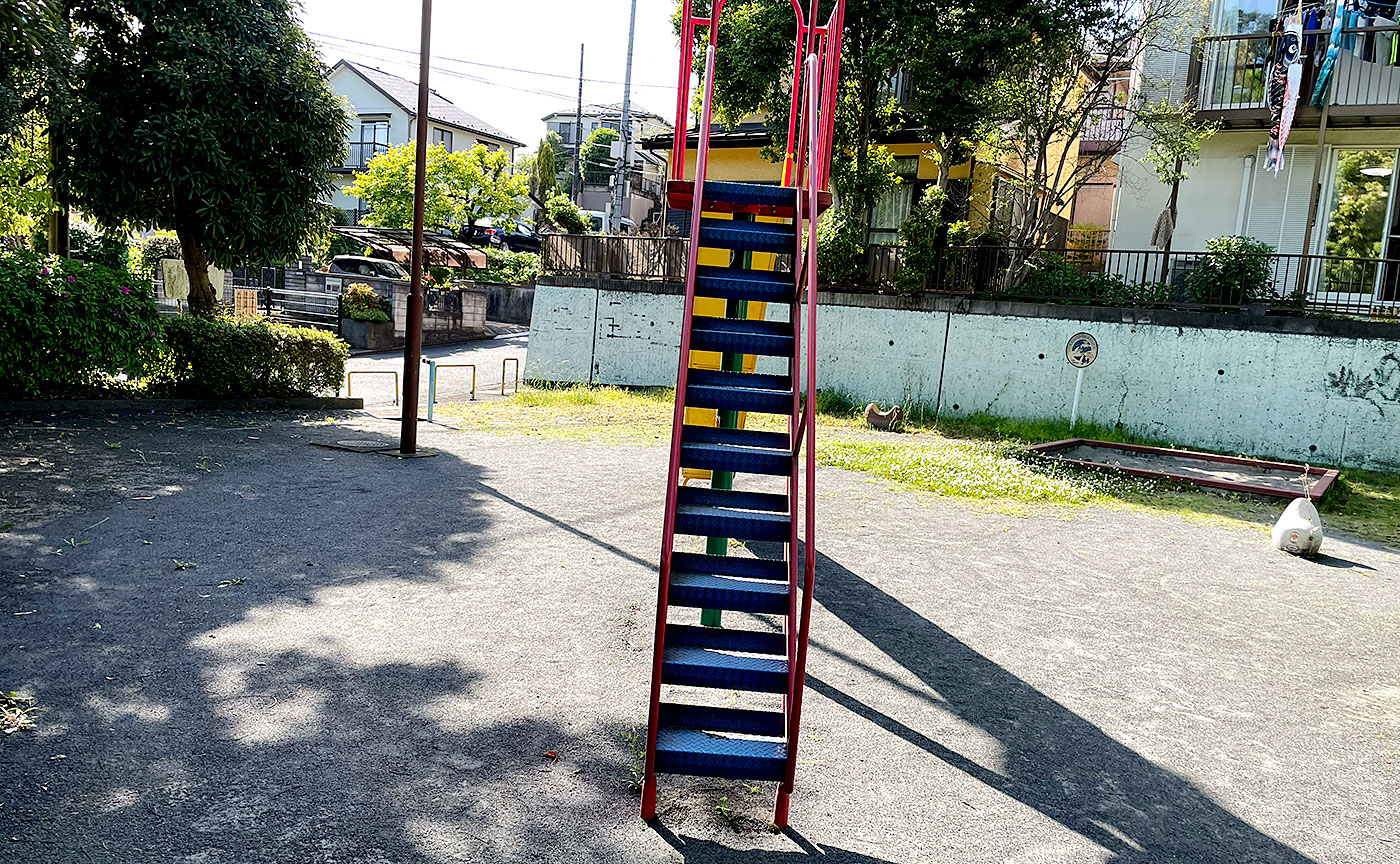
[
  {"xmin": 1194, "ymin": 26, "xmax": 1400, "ymax": 113},
  {"xmin": 541, "ymin": 234, "xmax": 688, "ymax": 280},
  {"xmin": 539, "ymin": 234, "xmax": 1400, "ymax": 318},
  {"xmin": 343, "ymin": 140, "xmax": 389, "ymax": 170}
]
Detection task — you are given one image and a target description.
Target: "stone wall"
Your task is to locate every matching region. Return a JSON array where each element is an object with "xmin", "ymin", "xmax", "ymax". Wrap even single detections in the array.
[{"xmin": 526, "ymin": 276, "xmax": 1400, "ymax": 470}]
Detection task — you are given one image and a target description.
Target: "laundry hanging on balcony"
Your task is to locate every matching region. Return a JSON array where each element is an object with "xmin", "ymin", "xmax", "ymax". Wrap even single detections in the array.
[
  {"xmin": 1312, "ymin": 0, "xmax": 1348, "ymax": 105},
  {"xmin": 1265, "ymin": 12, "xmax": 1303, "ymax": 172}
]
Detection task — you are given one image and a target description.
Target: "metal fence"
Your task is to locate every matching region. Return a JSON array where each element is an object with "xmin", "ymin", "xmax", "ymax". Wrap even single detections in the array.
[
  {"xmin": 1194, "ymin": 26, "xmax": 1400, "ymax": 113},
  {"xmin": 539, "ymin": 234, "xmax": 1400, "ymax": 318},
  {"xmin": 541, "ymin": 234, "xmax": 688, "ymax": 280}
]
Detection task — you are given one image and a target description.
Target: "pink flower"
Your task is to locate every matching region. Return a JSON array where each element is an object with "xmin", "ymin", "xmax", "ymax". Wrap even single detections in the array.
[
  {"xmin": 120, "ymin": 285, "xmax": 131, "ymax": 295},
  {"xmin": 39, "ymin": 266, "xmax": 50, "ymax": 276},
  {"xmin": 66, "ymin": 275, "xmax": 75, "ymax": 283}
]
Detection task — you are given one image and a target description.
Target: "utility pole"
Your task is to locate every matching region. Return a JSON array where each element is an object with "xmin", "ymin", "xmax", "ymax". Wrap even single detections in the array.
[
  {"xmin": 399, "ymin": 0, "xmax": 432, "ymax": 455},
  {"xmin": 572, "ymin": 44, "xmax": 585, "ymax": 204},
  {"xmin": 611, "ymin": 0, "xmax": 638, "ymax": 233}
]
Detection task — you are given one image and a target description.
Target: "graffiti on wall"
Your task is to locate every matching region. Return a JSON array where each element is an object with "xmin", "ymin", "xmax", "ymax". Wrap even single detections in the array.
[{"xmin": 1327, "ymin": 352, "xmax": 1400, "ymax": 416}]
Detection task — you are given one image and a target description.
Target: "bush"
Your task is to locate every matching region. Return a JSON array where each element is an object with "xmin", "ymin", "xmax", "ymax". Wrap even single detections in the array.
[
  {"xmin": 160, "ymin": 316, "xmax": 348, "ymax": 398},
  {"xmin": 138, "ymin": 231, "xmax": 184, "ymax": 277},
  {"xmin": 543, "ymin": 193, "xmax": 589, "ymax": 235},
  {"xmin": 1021, "ymin": 253, "xmax": 1171, "ymax": 306},
  {"xmin": 70, "ymin": 224, "xmax": 132, "ymax": 272},
  {"xmin": 478, "ymin": 247, "xmax": 539, "ymax": 284},
  {"xmin": 340, "ymin": 282, "xmax": 386, "ymax": 317},
  {"xmin": 1184, "ymin": 235, "xmax": 1276, "ymax": 305},
  {"xmin": 816, "ymin": 209, "xmax": 866, "ymax": 286},
  {"xmin": 350, "ymin": 308, "xmax": 390, "ymax": 323},
  {"xmin": 895, "ymin": 187, "xmax": 946, "ymax": 292},
  {"xmin": 0, "ymin": 250, "xmax": 163, "ymax": 398}
]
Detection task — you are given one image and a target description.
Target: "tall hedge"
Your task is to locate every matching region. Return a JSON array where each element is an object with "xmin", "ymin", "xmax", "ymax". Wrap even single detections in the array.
[{"xmin": 0, "ymin": 250, "xmax": 163, "ymax": 397}]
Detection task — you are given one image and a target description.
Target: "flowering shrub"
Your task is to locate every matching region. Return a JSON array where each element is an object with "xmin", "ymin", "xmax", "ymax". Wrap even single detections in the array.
[
  {"xmin": 0, "ymin": 250, "xmax": 163, "ymax": 397},
  {"xmin": 160, "ymin": 316, "xmax": 348, "ymax": 398}
]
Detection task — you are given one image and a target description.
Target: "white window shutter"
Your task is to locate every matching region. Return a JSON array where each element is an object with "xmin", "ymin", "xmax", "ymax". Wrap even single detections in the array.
[{"xmin": 1244, "ymin": 144, "xmax": 1317, "ymax": 256}]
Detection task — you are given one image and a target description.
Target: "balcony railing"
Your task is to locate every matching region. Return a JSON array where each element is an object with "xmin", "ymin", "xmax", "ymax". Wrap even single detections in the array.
[
  {"xmin": 540, "ymin": 234, "xmax": 1400, "ymax": 319},
  {"xmin": 343, "ymin": 140, "xmax": 389, "ymax": 170},
  {"xmin": 1193, "ymin": 26, "xmax": 1400, "ymax": 116}
]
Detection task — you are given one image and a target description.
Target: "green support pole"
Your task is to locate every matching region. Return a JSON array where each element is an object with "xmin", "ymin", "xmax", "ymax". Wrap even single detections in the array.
[{"xmin": 702, "ymin": 213, "xmax": 754, "ymax": 627}]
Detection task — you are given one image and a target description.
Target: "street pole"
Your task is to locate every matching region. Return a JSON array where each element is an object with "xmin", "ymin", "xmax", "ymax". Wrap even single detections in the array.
[
  {"xmin": 399, "ymin": 0, "xmax": 432, "ymax": 455},
  {"xmin": 572, "ymin": 44, "xmax": 585, "ymax": 204},
  {"xmin": 611, "ymin": 0, "xmax": 638, "ymax": 233}
]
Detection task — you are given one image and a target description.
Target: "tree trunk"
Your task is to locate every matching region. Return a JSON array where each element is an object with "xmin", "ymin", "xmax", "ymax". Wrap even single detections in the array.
[{"xmin": 176, "ymin": 226, "xmax": 217, "ymax": 316}]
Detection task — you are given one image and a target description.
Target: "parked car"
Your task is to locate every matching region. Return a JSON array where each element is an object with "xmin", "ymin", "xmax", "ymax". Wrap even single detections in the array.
[
  {"xmin": 327, "ymin": 256, "xmax": 409, "ymax": 280},
  {"xmin": 584, "ymin": 211, "xmax": 638, "ymax": 235},
  {"xmin": 462, "ymin": 219, "xmax": 540, "ymax": 253}
]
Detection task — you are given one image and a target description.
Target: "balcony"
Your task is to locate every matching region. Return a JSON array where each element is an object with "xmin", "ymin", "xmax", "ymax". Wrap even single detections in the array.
[
  {"xmin": 1191, "ymin": 25, "xmax": 1400, "ymax": 128},
  {"xmin": 332, "ymin": 140, "xmax": 390, "ymax": 173}
]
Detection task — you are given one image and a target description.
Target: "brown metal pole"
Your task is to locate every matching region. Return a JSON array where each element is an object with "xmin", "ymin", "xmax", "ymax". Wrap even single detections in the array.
[
  {"xmin": 1298, "ymin": 99, "xmax": 1332, "ymax": 294},
  {"xmin": 399, "ymin": 0, "xmax": 432, "ymax": 454}
]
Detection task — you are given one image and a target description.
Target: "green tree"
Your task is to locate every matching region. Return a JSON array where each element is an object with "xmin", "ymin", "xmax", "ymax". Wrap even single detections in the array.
[
  {"xmin": 580, "ymin": 127, "xmax": 620, "ymax": 185},
  {"xmin": 0, "ymin": 1, "xmax": 60, "ymax": 146},
  {"xmin": 54, "ymin": 0, "xmax": 349, "ymax": 316},
  {"xmin": 0, "ymin": 118, "xmax": 51, "ymax": 240},
  {"xmin": 543, "ymin": 192, "xmax": 589, "ymax": 234},
  {"xmin": 525, "ymin": 131, "xmax": 563, "ymax": 205},
  {"xmin": 346, "ymin": 142, "xmax": 528, "ymax": 236}
]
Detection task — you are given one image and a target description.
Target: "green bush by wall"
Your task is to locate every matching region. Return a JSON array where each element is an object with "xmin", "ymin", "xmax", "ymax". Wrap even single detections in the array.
[
  {"xmin": 161, "ymin": 316, "xmax": 348, "ymax": 399},
  {"xmin": 0, "ymin": 250, "xmax": 164, "ymax": 397}
]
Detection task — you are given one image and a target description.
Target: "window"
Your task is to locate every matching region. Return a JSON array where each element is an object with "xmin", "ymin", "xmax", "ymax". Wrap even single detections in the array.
[
  {"xmin": 556, "ymin": 124, "xmax": 574, "ymax": 144},
  {"xmin": 353, "ymin": 118, "xmax": 390, "ymax": 167},
  {"xmin": 432, "ymin": 128, "xmax": 453, "ymax": 150}
]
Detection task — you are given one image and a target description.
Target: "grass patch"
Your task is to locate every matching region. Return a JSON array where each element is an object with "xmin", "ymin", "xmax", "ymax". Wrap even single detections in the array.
[
  {"xmin": 2, "ymin": 691, "xmax": 37, "ymax": 735},
  {"xmin": 437, "ymin": 384, "xmax": 1400, "ymax": 546}
]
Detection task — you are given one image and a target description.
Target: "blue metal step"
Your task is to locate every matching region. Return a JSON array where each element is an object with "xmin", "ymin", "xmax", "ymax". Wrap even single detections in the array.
[
  {"xmin": 669, "ymin": 572, "xmax": 790, "ymax": 613},
  {"xmin": 686, "ymin": 369, "xmax": 793, "ymax": 415},
  {"xmin": 689, "ymin": 369, "xmax": 791, "ymax": 391},
  {"xmin": 694, "ymin": 266, "xmax": 794, "ymax": 303},
  {"xmin": 676, "ymin": 484, "xmax": 788, "ymax": 513},
  {"xmin": 679, "ymin": 441, "xmax": 791, "ymax": 477},
  {"xmin": 665, "ymin": 623, "xmax": 787, "ymax": 655},
  {"xmin": 671, "ymin": 551, "xmax": 788, "ymax": 582},
  {"xmin": 654, "ymin": 727, "xmax": 787, "ymax": 781},
  {"xmin": 699, "ymin": 219, "xmax": 795, "ymax": 253},
  {"xmin": 691, "ymin": 315, "xmax": 794, "ymax": 358},
  {"xmin": 662, "ymin": 646, "xmax": 789, "ymax": 693},
  {"xmin": 674, "ymin": 505, "xmax": 790, "ymax": 542},
  {"xmin": 658, "ymin": 703, "xmax": 786, "ymax": 737},
  {"xmin": 683, "ymin": 424, "xmax": 790, "ymax": 452},
  {"xmin": 702, "ymin": 181, "xmax": 798, "ymax": 210}
]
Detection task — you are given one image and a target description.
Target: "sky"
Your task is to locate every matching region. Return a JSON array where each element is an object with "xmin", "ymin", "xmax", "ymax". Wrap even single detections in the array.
[{"xmin": 297, "ymin": 0, "xmax": 683, "ymax": 153}]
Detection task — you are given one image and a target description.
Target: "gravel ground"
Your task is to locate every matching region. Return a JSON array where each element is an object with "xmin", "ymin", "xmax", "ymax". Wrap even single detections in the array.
[{"xmin": 0, "ymin": 409, "xmax": 1396, "ymax": 864}]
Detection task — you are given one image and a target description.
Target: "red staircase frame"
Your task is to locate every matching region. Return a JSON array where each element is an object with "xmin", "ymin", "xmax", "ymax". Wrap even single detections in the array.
[{"xmin": 642, "ymin": 0, "xmax": 845, "ymax": 827}]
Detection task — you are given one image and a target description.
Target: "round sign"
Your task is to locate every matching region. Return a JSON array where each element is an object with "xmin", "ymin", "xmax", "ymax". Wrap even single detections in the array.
[{"xmin": 1066, "ymin": 332, "xmax": 1098, "ymax": 368}]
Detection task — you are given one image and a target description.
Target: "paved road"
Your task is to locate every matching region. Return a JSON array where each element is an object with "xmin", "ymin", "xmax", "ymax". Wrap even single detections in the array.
[
  {"xmin": 0, "ymin": 410, "xmax": 1396, "ymax": 863},
  {"xmin": 343, "ymin": 328, "xmax": 529, "ymax": 409}
]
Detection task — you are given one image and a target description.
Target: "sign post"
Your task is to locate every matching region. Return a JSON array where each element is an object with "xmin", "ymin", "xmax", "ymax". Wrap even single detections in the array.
[{"xmin": 1065, "ymin": 332, "xmax": 1098, "ymax": 430}]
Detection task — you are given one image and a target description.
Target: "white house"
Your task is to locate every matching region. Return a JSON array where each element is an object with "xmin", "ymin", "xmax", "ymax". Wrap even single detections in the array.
[
  {"xmin": 542, "ymin": 102, "xmax": 672, "ymax": 228},
  {"xmin": 1113, "ymin": 0, "xmax": 1400, "ymax": 307},
  {"xmin": 326, "ymin": 60, "xmax": 524, "ymax": 223}
]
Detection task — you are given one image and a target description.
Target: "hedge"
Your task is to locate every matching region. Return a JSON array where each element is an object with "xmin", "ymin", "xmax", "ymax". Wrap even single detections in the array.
[
  {"xmin": 0, "ymin": 250, "xmax": 164, "ymax": 398},
  {"xmin": 161, "ymin": 316, "xmax": 348, "ymax": 399}
]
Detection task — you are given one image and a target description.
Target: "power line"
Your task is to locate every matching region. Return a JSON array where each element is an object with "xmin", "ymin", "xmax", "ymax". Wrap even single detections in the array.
[
  {"xmin": 309, "ymin": 30, "xmax": 677, "ymax": 93},
  {"xmin": 317, "ymin": 39, "xmax": 583, "ymax": 101}
]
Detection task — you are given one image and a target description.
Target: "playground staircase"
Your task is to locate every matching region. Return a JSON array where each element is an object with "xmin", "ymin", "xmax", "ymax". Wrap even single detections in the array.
[{"xmin": 641, "ymin": 0, "xmax": 844, "ymax": 829}]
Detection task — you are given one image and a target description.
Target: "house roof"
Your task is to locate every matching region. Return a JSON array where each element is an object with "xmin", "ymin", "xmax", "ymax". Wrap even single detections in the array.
[
  {"xmin": 542, "ymin": 101, "xmax": 666, "ymax": 124},
  {"xmin": 333, "ymin": 60, "xmax": 524, "ymax": 147}
]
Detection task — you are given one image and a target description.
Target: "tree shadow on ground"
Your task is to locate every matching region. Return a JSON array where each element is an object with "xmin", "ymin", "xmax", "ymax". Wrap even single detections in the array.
[
  {"xmin": 650, "ymin": 822, "xmax": 899, "ymax": 863},
  {"xmin": 0, "ymin": 412, "xmax": 645, "ymax": 862},
  {"xmin": 808, "ymin": 548, "xmax": 1318, "ymax": 864}
]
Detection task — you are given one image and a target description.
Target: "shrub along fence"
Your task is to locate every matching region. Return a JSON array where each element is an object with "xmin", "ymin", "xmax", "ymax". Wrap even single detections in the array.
[
  {"xmin": 539, "ymin": 234, "xmax": 1400, "ymax": 318},
  {"xmin": 0, "ymin": 249, "xmax": 348, "ymax": 400}
]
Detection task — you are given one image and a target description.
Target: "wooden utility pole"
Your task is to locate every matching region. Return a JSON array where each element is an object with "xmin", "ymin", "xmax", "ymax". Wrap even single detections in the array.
[{"xmin": 399, "ymin": 0, "xmax": 432, "ymax": 454}]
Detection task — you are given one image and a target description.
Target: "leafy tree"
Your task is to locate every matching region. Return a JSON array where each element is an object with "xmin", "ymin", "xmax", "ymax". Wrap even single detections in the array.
[
  {"xmin": 55, "ymin": 0, "xmax": 349, "ymax": 316},
  {"xmin": 525, "ymin": 131, "xmax": 563, "ymax": 205},
  {"xmin": 543, "ymin": 192, "xmax": 589, "ymax": 234},
  {"xmin": 0, "ymin": 118, "xmax": 51, "ymax": 241},
  {"xmin": 346, "ymin": 142, "xmax": 528, "ymax": 236},
  {"xmin": 0, "ymin": 0, "xmax": 61, "ymax": 146},
  {"xmin": 580, "ymin": 127, "xmax": 620, "ymax": 185}
]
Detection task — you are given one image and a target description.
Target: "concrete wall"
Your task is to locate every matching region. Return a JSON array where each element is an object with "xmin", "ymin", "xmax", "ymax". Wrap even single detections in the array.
[
  {"xmin": 526, "ymin": 278, "xmax": 1400, "ymax": 469},
  {"xmin": 483, "ymin": 282, "xmax": 535, "ymax": 326}
]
